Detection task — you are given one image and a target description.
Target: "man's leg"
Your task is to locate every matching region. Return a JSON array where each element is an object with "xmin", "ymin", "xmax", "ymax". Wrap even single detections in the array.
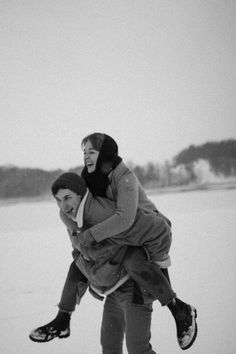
[
  {"xmin": 101, "ymin": 293, "xmax": 125, "ymax": 354},
  {"xmin": 120, "ymin": 279, "xmax": 156, "ymax": 354},
  {"xmin": 125, "ymin": 302, "xmax": 156, "ymax": 354},
  {"xmin": 29, "ymin": 261, "xmax": 88, "ymax": 343},
  {"xmin": 58, "ymin": 261, "xmax": 88, "ymax": 311}
]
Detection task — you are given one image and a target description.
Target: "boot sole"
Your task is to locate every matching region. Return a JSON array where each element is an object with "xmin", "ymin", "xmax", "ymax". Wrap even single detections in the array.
[
  {"xmin": 29, "ymin": 331, "xmax": 70, "ymax": 343},
  {"xmin": 181, "ymin": 307, "xmax": 198, "ymax": 350}
]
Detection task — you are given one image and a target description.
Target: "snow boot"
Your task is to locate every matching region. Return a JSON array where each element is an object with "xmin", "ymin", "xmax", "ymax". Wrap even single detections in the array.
[
  {"xmin": 29, "ymin": 310, "xmax": 71, "ymax": 343},
  {"xmin": 169, "ymin": 298, "xmax": 198, "ymax": 350}
]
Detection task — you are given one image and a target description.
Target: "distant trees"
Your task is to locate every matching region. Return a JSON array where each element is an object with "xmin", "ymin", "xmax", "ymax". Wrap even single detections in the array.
[
  {"xmin": 129, "ymin": 139, "xmax": 236, "ymax": 187},
  {"xmin": 130, "ymin": 161, "xmax": 193, "ymax": 188},
  {"xmin": 174, "ymin": 139, "xmax": 236, "ymax": 177},
  {"xmin": 0, "ymin": 166, "xmax": 63, "ymax": 198},
  {"xmin": 0, "ymin": 139, "xmax": 236, "ymax": 199}
]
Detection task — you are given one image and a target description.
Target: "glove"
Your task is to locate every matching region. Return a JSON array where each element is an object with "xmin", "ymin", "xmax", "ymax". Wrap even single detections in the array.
[{"xmin": 78, "ymin": 230, "xmax": 95, "ymax": 248}]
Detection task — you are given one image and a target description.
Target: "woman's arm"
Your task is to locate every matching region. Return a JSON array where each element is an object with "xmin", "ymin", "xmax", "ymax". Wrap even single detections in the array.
[{"xmin": 82, "ymin": 171, "xmax": 139, "ymax": 243}]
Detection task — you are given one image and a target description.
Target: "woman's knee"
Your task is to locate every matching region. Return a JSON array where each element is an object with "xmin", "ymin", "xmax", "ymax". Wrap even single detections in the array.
[{"xmin": 123, "ymin": 247, "xmax": 147, "ymax": 271}]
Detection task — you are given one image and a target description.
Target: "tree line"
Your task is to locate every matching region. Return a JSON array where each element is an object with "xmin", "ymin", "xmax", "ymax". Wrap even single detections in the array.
[{"xmin": 0, "ymin": 139, "xmax": 236, "ymax": 199}]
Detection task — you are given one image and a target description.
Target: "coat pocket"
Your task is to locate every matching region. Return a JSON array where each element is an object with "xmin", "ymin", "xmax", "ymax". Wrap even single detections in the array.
[{"xmin": 91, "ymin": 261, "xmax": 124, "ymax": 288}]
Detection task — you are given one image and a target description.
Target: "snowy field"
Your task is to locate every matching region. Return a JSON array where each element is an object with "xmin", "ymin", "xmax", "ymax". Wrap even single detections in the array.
[{"xmin": 1, "ymin": 188, "xmax": 236, "ymax": 354}]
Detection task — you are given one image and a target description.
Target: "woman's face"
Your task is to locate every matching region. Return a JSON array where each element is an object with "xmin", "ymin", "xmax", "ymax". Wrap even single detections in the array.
[{"xmin": 83, "ymin": 140, "xmax": 99, "ymax": 173}]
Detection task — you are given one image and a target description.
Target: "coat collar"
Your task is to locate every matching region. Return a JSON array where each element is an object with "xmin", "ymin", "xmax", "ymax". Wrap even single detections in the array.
[{"xmin": 74, "ymin": 189, "xmax": 89, "ymax": 228}]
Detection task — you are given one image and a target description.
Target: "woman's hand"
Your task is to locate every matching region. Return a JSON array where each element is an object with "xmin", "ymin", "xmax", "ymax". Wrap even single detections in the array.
[{"xmin": 75, "ymin": 229, "xmax": 95, "ymax": 248}]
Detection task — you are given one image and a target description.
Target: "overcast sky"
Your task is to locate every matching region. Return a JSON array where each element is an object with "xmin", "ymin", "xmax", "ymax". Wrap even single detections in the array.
[{"xmin": 1, "ymin": 0, "xmax": 235, "ymax": 170}]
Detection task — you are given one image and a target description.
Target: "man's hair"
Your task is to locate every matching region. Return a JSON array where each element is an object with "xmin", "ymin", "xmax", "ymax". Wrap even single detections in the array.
[{"xmin": 51, "ymin": 172, "xmax": 87, "ymax": 197}]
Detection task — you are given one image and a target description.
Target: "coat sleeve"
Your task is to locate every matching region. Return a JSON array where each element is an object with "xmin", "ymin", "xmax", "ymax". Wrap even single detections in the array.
[{"xmin": 85, "ymin": 171, "xmax": 139, "ymax": 243}]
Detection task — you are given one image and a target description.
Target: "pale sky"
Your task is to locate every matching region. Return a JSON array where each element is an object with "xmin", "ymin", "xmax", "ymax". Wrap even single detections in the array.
[{"xmin": 1, "ymin": 0, "xmax": 235, "ymax": 170}]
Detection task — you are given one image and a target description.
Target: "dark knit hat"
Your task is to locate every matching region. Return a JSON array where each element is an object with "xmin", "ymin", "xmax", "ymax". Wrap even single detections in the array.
[{"xmin": 51, "ymin": 172, "xmax": 87, "ymax": 197}]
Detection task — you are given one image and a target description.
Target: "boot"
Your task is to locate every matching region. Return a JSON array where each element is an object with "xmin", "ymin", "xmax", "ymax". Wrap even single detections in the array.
[
  {"xmin": 29, "ymin": 310, "xmax": 71, "ymax": 343},
  {"xmin": 168, "ymin": 298, "xmax": 198, "ymax": 350}
]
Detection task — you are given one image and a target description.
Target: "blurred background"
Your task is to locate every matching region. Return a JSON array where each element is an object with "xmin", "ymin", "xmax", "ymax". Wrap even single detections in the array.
[
  {"xmin": 1, "ymin": 3, "xmax": 236, "ymax": 353},
  {"xmin": 0, "ymin": 0, "xmax": 235, "ymax": 202}
]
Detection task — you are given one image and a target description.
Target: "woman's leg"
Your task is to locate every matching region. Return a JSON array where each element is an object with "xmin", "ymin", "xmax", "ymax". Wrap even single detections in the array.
[
  {"xmin": 123, "ymin": 247, "xmax": 176, "ymax": 305},
  {"xmin": 161, "ymin": 267, "xmax": 198, "ymax": 350},
  {"xmin": 161, "ymin": 267, "xmax": 171, "ymax": 283},
  {"xmin": 124, "ymin": 248, "xmax": 198, "ymax": 350}
]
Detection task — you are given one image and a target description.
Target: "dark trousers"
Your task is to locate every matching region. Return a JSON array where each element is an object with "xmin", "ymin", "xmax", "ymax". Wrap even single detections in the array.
[
  {"xmin": 58, "ymin": 247, "xmax": 175, "ymax": 312},
  {"xmin": 101, "ymin": 278, "xmax": 156, "ymax": 354},
  {"xmin": 58, "ymin": 261, "xmax": 88, "ymax": 312},
  {"xmin": 123, "ymin": 247, "xmax": 175, "ymax": 305}
]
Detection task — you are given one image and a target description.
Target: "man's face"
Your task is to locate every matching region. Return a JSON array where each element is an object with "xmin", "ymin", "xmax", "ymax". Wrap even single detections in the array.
[
  {"xmin": 83, "ymin": 140, "xmax": 99, "ymax": 173},
  {"xmin": 55, "ymin": 189, "xmax": 82, "ymax": 218}
]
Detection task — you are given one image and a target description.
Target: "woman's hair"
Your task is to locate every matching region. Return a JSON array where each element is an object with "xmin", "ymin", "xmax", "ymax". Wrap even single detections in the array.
[
  {"xmin": 81, "ymin": 133, "xmax": 105, "ymax": 151},
  {"xmin": 81, "ymin": 133, "xmax": 122, "ymax": 196}
]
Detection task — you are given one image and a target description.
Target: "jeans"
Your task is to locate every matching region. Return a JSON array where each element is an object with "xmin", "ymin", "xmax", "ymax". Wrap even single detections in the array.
[
  {"xmin": 123, "ymin": 247, "xmax": 175, "ymax": 305},
  {"xmin": 58, "ymin": 247, "xmax": 175, "ymax": 312},
  {"xmin": 101, "ymin": 278, "xmax": 156, "ymax": 354},
  {"xmin": 58, "ymin": 261, "xmax": 88, "ymax": 312}
]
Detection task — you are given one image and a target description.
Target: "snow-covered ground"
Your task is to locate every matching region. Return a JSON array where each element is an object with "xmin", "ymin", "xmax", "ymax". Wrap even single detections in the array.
[{"xmin": 1, "ymin": 189, "xmax": 236, "ymax": 354}]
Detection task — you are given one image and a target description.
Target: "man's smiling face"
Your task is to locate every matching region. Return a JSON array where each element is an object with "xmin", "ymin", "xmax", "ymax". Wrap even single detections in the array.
[{"xmin": 55, "ymin": 188, "xmax": 82, "ymax": 218}]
